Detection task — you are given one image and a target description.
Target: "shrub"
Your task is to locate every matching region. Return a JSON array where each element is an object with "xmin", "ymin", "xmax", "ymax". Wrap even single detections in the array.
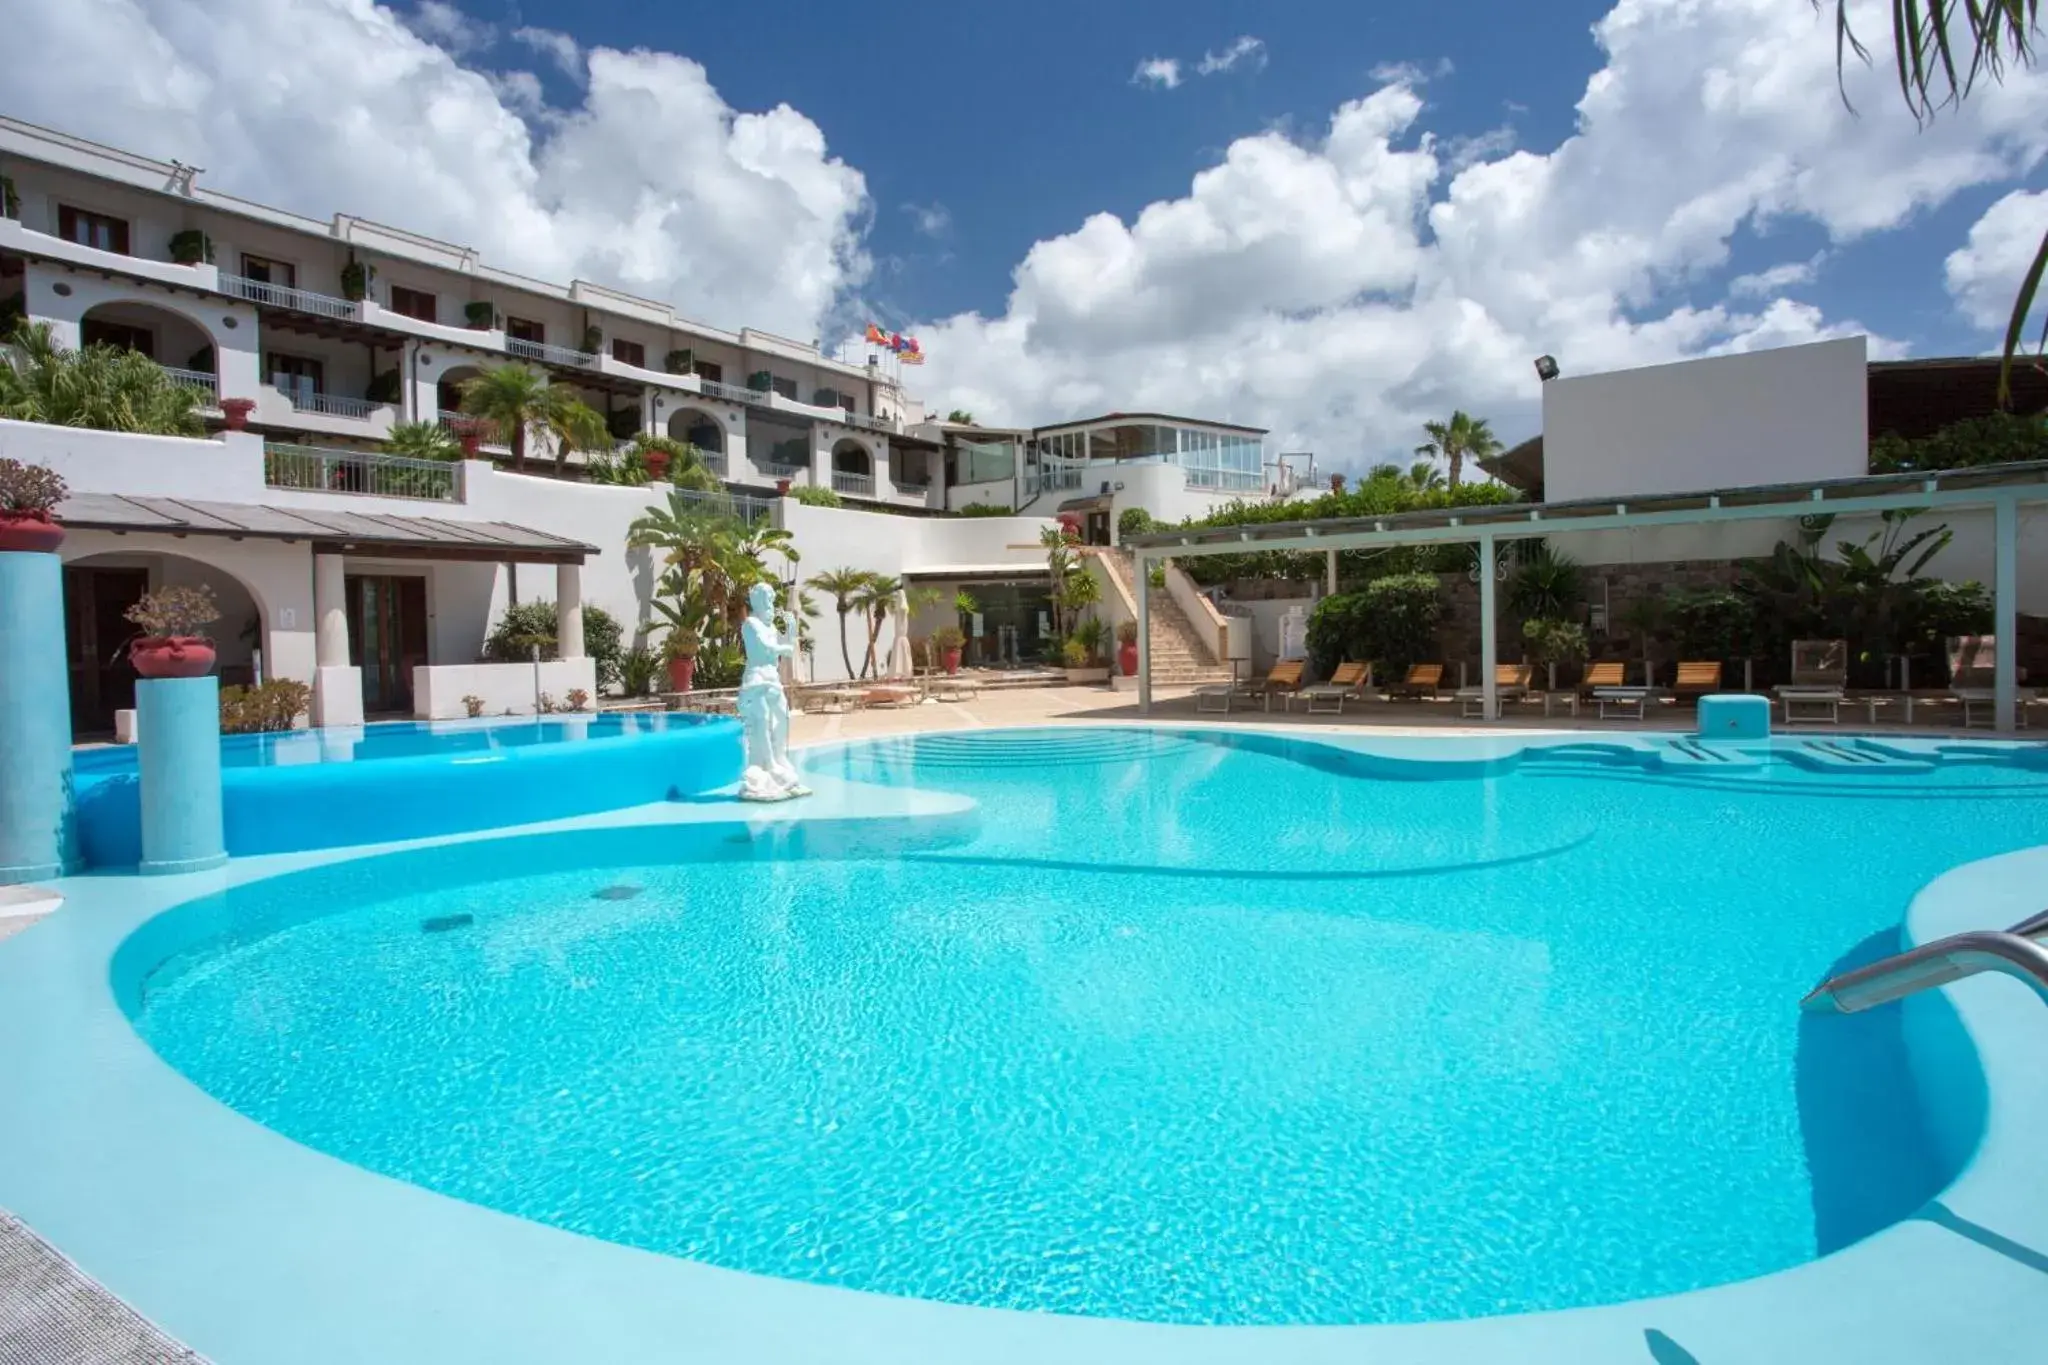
[
  {"xmin": 464, "ymin": 301, "xmax": 496, "ymax": 329},
  {"xmin": 1870, "ymin": 411, "xmax": 2048, "ymax": 473},
  {"xmin": 793, "ymin": 484, "xmax": 843, "ymax": 508},
  {"xmin": 125, "ymin": 584, "xmax": 219, "ymax": 638},
  {"xmin": 1061, "ymin": 638, "xmax": 1091, "ymax": 668},
  {"xmin": 932, "ymin": 624, "xmax": 966, "ymax": 652},
  {"xmin": 1664, "ymin": 588, "xmax": 1756, "ymax": 662},
  {"xmin": 365, "ymin": 368, "xmax": 403, "ymax": 404},
  {"xmin": 462, "ymin": 694, "xmax": 486, "ymax": 718},
  {"xmin": 1116, "ymin": 617, "xmax": 1139, "ymax": 644},
  {"xmin": 1072, "ymin": 617, "xmax": 1107, "ymax": 663},
  {"xmin": 566, "ymin": 688, "xmax": 591, "ymax": 712},
  {"xmin": 219, "ymin": 679, "xmax": 311, "ymax": 734},
  {"xmin": 1305, "ymin": 573, "xmax": 1441, "ymax": 675},
  {"xmin": 1507, "ymin": 542, "xmax": 1584, "ymax": 621},
  {"xmin": 167, "ymin": 229, "xmax": 213, "ymax": 264},
  {"xmin": 694, "ymin": 641, "xmax": 744, "ymax": 690},
  {"xmin": 617, "ymin": 645, "xmax": 661, "ymax": 697},
  {"xmin": 537, "ymin": 692, "xmax": 559, "ymax": 714},
  {"xmin": 1903, "ymin": 580, "xmax": 1994, "ymax": 661},
  {"xmin": 482, "ymin": 600, "xmax": 624, "ymax": 690},
  {"xmin": 953, "ymin": 502, "xmax": 1012, "ymax": 517},
  {"xmin": 1117, "ymin": 507, "xmax": 1156, "ymax": 539},
  {"xmin": 1521, "ymin": 618, "xmax": 1589, "ymax": 666}
]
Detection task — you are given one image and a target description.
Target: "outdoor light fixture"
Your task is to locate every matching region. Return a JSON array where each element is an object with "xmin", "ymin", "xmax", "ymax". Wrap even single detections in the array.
[{"xmin": 1534, "ymin": 355, "xmax": 1560, "ymax": 382}]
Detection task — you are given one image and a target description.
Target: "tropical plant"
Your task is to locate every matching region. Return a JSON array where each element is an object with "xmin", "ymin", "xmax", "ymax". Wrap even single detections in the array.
[
  {"xmin": 1869, "ymin": 411, "xmax": 2048, "ymax": 473},
  {"xmin": 1664, "ymin": 588, "xmax": 1757, "ymax": 663},
  {"xmin": 1305, "ymin": 574, "xmax": 1442, "ymax": 675},
  {"xmin": 617, "ymin": 644, "xmax": 662, "ymax": 697},
  {"xmin": 385, "ymin": 420, "xmax": 462, "ymax": 462},
  {"xmin": 808, "ymin": 566, "xmax": 879, "ymax": 679},
  {"xmin": 1506, "ymin": 542, "xmax": 1584, "ymax": 621},
  {"xmin": 125, "ymin": 584, "xmax": 218, "ymax": 638},
  {"xmin": 954, "ymin": 589, "xmax": 980, "ymax": 616},
  {"xmin": 1060, "ymin": 638, "xmax": 1092, "ymax": 669},
  {"xmin": 481, "ymin": 600, "xmax": 625, "ymax": 689},
  {"xmin": 793, "ymin": 484, "xmax": 843, "ymax": 507},
  {"xmin": 1406, "ymin": 459, "xmax": 1448, "ymax": 492},
  {"xmin": 1414, "ymin": 411, "xmax": 1501, "ymax": 490},
  {"xmin": 627, "ymin": 434, "xmax": 721, "ymax": 492},
  {"xmin": 1521, "ymin": 618, "xmax": 1590, "ymax": 668},
  {"xmin": 551, "ymin": 398, "xmax": 612, "ymax": 475},
  {"xmin": 1739, "ymin": 510, "xmax": 1955, "ymax": 681},
  {"xmin": 932, "ymin": 623, "xmax": 966, "ymax": 652},
  {"xmin": 629, "ymin": 491, "xmax": 798, "ymax": 660},
  {"xmin": 1072, "ymin": 616, "xmax": 1108, "ymax": 664},
  {"xmin": 0, "ymin": 457, "xmax": 66, "ymax": 514},
  {"xmin": 0, "ymin": 322, "xmax": 206, "ymax": 436},
  {"xmin": 1118, "ymin": 506, "xmax": 1156, "ymax": 539},
  {"xmin": 946, "ymin": 409, "xmax": 975, "ymax": 424},
  {"xmin": 1821, "ymin": 0, "xmax": 2043, "ymax": 401},
  {"xmin": 219, "ymin": 679, "xmax": 311, "ymax": 734},
  {"xmin": 694, "ymin": 641, "xmax": 746, "ymax": 690},
  {"xmin": 583, "ymin": 446, "xmax": 652, "ymax": 486},
  {"xmin": 457, "ymin": 364, "xmax": 573, "ymax": 473},
  {"xmin": 851, "ymin": 573, "xmax": 905, "ymax": 678}
]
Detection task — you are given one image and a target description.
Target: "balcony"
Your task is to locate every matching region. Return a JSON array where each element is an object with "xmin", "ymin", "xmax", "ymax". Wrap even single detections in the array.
[
  {"xmin": 700, "ymin": 378, "xmax": 767, "ymax": 407},
  {"xmin": 280, "ymin": 385, "xmax": 379, "ymax": 420},
  {"xmin": 161, "ymin": 366, "xmax": 220, "ymax": 403},
  {"xmin": 762, "ymin": 461, "xmax": 809, "ymax": 482},
  {"xmin": 220, "ymin": 273, "xmax": 361, "ymax": 322},
  {"xmin": 263, "ymin": 442, "xmax": 463, "ymax": 502},
  {"xmin": 831, "ymin": 471, "xmax": 876, "ymax": 498},
  {"xmin": 841, "ymin": 411, "xmax": 898, "ymax": 435},
  {"xmin": 506, "ymin": 336, "xmax": 596, "ymax": 369}
]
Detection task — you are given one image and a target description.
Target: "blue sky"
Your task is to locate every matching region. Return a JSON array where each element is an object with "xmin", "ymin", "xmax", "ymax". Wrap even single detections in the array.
[{"xmin": 10, "ymin": 0, "xmax": 2046, "ymax": 466}]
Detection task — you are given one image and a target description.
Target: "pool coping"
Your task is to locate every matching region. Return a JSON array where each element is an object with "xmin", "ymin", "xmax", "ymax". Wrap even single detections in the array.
[{"xmin": 2, "ymin": 727, "xmax": 2046, "ymax": 1363}]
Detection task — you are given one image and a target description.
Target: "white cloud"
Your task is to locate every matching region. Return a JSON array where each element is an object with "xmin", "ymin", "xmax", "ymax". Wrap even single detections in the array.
[
  {"xmin": 1727, "ymin": 254, "xmax": 1824, "ymax": 297},
  {"xmin": 2, "ymin": 0, "xmax": 870, "ymax": 342},
  {"xmin": 1197, "ymin": 36, "xmax": 1266, "ymax": 76},
  {"xmin": 512, "ymin": 24, "xmax": 584, "ymax": 82},
  {"xmin": 1132, "ymin": 57, "xmax": 1182, "ymax": 90},
  {"xmin": 407, "ymin": 0, "xmax": 492, "ymax": 54},
  {"xmin": 903, "ymin": 0, "xmax": 2048, "ymax": 472},
  {"xmin": 1369, "ymin": 57, "xmax": 1455, "ymax": 87},
  {"xmin": 904, "ymin": 201, "xmax": 952, "ymax": 237},
  {"xmin": 1945, "ymin": 188, "xmax": 2048, "ymax": 333},
  {"xmin": 1444, "ymin": 125, "xmax": 1517, "ymax": 172}
]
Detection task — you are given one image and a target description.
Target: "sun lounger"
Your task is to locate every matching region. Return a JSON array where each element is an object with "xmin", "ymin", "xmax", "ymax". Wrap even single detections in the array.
[
  {"xmin": 1774, "ymin": 638, "xmax": 1847, "ymax": 724},
  {"xmin": 1293, "ymin": 661, "xmax": 1371, "ymax": 714},
  {"xmin": 1673, "ymin": 661, "xmax": 1723, "ymax": 701},
  {"xmin": 1581, "ymin": 661, "xmax": 1652, "ymax": 719},
  {"xmin": 1948, "ymin": 635, "xmax": 2037, "ymax": 728},
  {"xmin": 1241, "ymin": 658, "xmax": 1306, "ymax": 711},
  {"xmin": 1385, "ymin": 662, "xmax": 1445, "ymax": 701},
  {"xmin": 926, "ymin": 675, "xmax": 980, "ymax": 702},
  {"xmin": 1456, "ymin": 664, "xmax": 1533, "ymax": 717}
]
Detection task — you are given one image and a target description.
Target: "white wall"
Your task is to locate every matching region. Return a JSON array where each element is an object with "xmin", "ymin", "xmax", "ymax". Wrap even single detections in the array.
[
  {"xmin": 413, "ymin": 659, "xmax": 597, "ymax": 719},
  {"xmin": 1542, "ymin": 336, "xmax": 1868, "ymax": 503}
]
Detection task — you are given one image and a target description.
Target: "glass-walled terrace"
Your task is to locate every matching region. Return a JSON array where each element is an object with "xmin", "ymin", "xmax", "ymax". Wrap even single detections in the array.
[{"xmin": 1031, "ymin": 423, "xmax": 1266, "ymax": 493}]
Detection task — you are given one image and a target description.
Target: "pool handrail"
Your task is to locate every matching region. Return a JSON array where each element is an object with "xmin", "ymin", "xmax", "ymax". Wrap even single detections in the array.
[{"xmin": 1801, "ymin": 911, "xmax": 2048, "ymax": 1013}]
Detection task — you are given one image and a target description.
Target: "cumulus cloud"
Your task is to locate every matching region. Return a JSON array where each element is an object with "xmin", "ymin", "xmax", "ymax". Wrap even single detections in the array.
[
  {"xmin": 407, "ymin": 0, "xmax": 492, "ymax": 54},
  {"xmin": 1444, "ymin": 125, "xmax": 1517, "ymax": 172},
  {"xmin": 1197, "ymin": 36, "xmax": 1266, "ymax": 76},
  {"xmin": 512, "ymin": 25, "xmax": 584, "ymax": 81},
  {"xmin": 1945, "ymin": 188, "xmax": 2048, "ymax": 332},
  {"xmin": 902, "ymin": 0, "xmax": 2048, "ymax": 470},
  {"xmin": 2, "ymin": 0, "xmax": 870, "ymax": 341},
  {"xmin": 1132, "ymin": 57, "xmax": 1182, "ymax": 90}
]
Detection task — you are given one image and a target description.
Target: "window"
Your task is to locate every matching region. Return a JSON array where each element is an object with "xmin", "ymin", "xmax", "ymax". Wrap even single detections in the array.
[
  {"xmin": 268, "ymin": 353, "xmax": 325, "ymax": 400},
  {"xmin": 240, "ymin": 254, "xmax": 296, "ymax": 288},
  {"xmin": 81, "ymin": 319, "xmax": 153, "ymax": 359},
  {"xmin": 57, "ymin": 205, "xmax": 129, "ymax": 254},
  {"xmin": 388, "ymin": 285, "xmax": 437, "ymax": 322},
  {"xmin": 770, "ymin": 375, "xmax": 798, "ymax": 401},
  {"xmin": 505, "ymin": 316, "xmax": 545, "ymax": 344},
  {"xmin": 611, "ymin": 338, "xmax": 646, "ymax": 368},
  {"xmin": 693, "ymin": 360, "xmax": 723, "ymax": 384}
]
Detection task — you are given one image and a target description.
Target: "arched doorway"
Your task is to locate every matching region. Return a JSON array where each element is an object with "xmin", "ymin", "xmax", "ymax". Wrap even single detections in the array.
[
  {"xmin": 830, "ymin": 438, "xmax": 873, "ymax": 494},
  {"xmin": 666, "ymin": 406, "xmax": 725, "ymax": 457},
  {"xmin": 435, "ymin": 363, "xmax": 487, "ymax": 422},
  {"xmin": 61, "ymin": 550, "xmax": 264, "ymax": 737},
  {"xmin": 79, "ymin": 300, "xmax": 217, "ymax": 379}
]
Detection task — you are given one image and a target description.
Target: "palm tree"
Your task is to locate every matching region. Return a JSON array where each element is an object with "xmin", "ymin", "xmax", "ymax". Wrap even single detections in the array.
[
  {"xmin": 809, "ymin": 567, "xmax": 878, "ymax": 679},
  {"xmin": 1820, "ymin": 1, "xmax": 2041, "ymax": 400},
  {"xmin": 458, "ymin": 364, "xmax": 571, "ymax": 473},
  {"xmin": 1406, "ymin": 459, "xmax": 1447, "ymax": 492},
  {"xmin": 0, "ymin": 321, "xmax": 205, "ymax": 436},
  {"xmin": 1365, "ymin": 462, "xmax": 1404, "ymax": 482},
  {"xmin": 1415, "ymin": 411, "xmax": 1501, "ymax": 490},
  {"xmin": 628, "ymin": 492, "xmax": 798, "ymax": 650},
  {"xmin": 385, "ymin": 420, "xmax": 461, "ymax": 461},
  {"xmin": 851, "ymin": 573, "xmax": 904, "ymax": 678},
  {"xmin": 551, "ymin": 398, "xmax": 611, "ymax": 475}
]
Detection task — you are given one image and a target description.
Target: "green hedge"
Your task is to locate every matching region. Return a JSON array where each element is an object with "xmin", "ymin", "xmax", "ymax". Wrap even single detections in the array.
[
  {"xmin": 483, "ymin": 600, "xmax": 624, "ymax": 691},
  {"xmin": 1305, "ymin": 573, "xmax": 1442, "ymax": 676}
]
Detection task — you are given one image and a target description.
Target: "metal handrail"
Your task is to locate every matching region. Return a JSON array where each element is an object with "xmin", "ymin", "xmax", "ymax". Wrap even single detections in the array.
[
  {"xmin": 263, "ymin": 442, "xmax": 463, "ymax": 502},
  {"xmin": 832, "ymin": 471, "xmax": 876, "ymax": 497},
  {"xmin": 161, "ymin": 366, "xmax": 219, "ymax": 398},
  {"xmin": 280, "ymin": 386, "xmax": 380, "ymax": 419},
  {"xmin": 506, "ymin": 336, "xmax": 597, "ymax": 368},
  {"xmin": 700, "ymin": 378, "xmax": 768, "ymax": 407},
  {"xmin": 842, "ymin": 410, "xmax": 897, "ymax": 434},
  {"xmin": 220, "ymin": 273, "xmax": 361, "ymax": 321},
  {"xmin": 1802, "ymin": 916, "xmax": 2048, "ymax": 1013}
]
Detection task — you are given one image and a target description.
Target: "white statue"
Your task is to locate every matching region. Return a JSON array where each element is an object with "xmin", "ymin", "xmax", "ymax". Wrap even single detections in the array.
[{"xmin": 737, "ymin": 581, "xmax": 811, "ymax": 802}]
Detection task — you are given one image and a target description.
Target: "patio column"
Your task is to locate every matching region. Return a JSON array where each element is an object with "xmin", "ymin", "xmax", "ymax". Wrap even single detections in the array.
[
  {"xmin": 311, "ymin": 552, "xmax": 364, "ymax": 728},
  {"xmin": 1136, "ymin": 550, "xmax": 1152, "ymax": 715},
  {"xmin": 556, "ymin": 562, "xmax": 585, "ymax": 660},
  {"xmin": 1478, "ymin": 534, "xmax": 1498, "ymax": 722},
  {"xmin": 1995, "ymin": 495, "xmax": 2018, "ymax": 733},
  {"xmin": 1325, "ymin": 549, "xmax": 1338, "ymax": 597}
]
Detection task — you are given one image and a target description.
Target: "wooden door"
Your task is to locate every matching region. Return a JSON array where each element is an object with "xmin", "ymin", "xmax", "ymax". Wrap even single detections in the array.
[
  {"xmin": 63, "ymin": 566, "xmax": 148, "ymax": 736},
  {"xmin": 347, "ymin": 574, "xmax": 429, "ymax": 715}
]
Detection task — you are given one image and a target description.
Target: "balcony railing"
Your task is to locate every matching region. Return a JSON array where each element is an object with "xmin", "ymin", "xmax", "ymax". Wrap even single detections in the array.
[
  {"xmin": 700, "ymin": 378, "xmax": 767, "ymax": 407},
  {"xmin": 1024, "ymin": 464, "xmax": 1086, "ymax": 495},
  {"xmin": 762, "ymin": 461, "xmax": 810, "ymax": 482},
  {"xmin": 279, "ymin": 386, "xmax": 380, "ymax": 420},
  {"xmin": 832, "ymin": 471, "xmax": 876, "ymax": 497},
  {"xmin": 842, "ymin": 411, "xmax": 897, "ymax": 434},
  {"xmin": 263, "ymin": 442, "xmax": 462, "ymax": 502},
  {"xmin": 506, "ymin": 336, "xmax": 597, "ymax": 368},
  {"xmin": 893, "ymin": 473, "xmax": 932, "ymax": 490},
  {"xmin": 220, "ymin": 273, "xmax": 361, "ymax": 321},
  {"xmin": 162, "ymin": 366, "xmax": 219, "ymax": 400}
]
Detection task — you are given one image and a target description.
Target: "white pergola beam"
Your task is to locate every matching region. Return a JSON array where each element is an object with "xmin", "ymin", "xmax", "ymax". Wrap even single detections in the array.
[{"xmin": 1996, "ymin": 495, "xmax": 2018, "ymax": 734}]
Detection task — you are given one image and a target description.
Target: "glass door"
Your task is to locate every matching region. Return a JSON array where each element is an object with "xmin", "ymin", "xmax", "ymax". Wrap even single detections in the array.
[{"xmin": 346, "ymin": 574, "xmax": 428, "ymax": 715}]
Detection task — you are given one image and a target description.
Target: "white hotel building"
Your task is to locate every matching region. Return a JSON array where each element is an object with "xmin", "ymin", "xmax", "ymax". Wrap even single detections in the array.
[{"xmin": 0, "ymin": 116, "xmax": 1283, "ymax": 731}]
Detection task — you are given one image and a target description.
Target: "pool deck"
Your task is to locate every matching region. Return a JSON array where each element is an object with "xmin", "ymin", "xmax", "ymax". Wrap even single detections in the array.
[{"xmin": 2, "ymin": 724, "xmax": 2046, "ymax": 1363}]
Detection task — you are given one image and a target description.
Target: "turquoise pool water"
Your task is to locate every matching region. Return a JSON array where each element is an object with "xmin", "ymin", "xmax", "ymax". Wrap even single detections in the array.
[{"xmin": 122, "ymin": 729, "xmax": 2048, "ymax": 1326}]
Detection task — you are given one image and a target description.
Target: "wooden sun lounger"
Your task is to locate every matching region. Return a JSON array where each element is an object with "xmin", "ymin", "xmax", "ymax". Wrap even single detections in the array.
[
  {"xmin": 1293, "ymin": 661, "xmax": 1371, "ymax": 714},
  {"xmin": 1582, "ymin": 661, "xmax": 1652, "ymax": 719},
  {"xmin": 1197, "ymin": 659, "xmax": 1305, "ymax": 713},
  {"xmin": 1456, "ymin": 664, "xmax": 1533, "ymax": 717},
  {"xmin": 1673, "ymin": 661, "xmax": 1723, "ymax": 701},
  {"xmin": 1385, "ymin": 662, "xmax": 1444, "ymax": 701}
]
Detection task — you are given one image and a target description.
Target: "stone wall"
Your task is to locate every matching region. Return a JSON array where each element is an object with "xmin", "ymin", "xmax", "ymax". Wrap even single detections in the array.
[{"xmin": 1434, "ymin": 558, "xmax": 1752, "ymax": 670}]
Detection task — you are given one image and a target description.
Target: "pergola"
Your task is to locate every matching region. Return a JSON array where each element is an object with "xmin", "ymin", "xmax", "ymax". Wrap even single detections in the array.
[{"xmin": 1124, "ymin": 461, "xmax": 2048, "ymax": 733}]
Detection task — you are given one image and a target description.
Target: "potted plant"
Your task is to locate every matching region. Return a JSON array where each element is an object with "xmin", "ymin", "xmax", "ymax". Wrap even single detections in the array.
[
  {"xmin": 664, "ymin": 349, "xmax": 693, "ymax": 375},
  {"xmin": 339, "ymin": 257, "xmax": 374, "ymax": 302},
  {"xmin": 0, "ymin": 458, "xmax": 68, "ymax": 553},
  {"xmin": 125, "ymin": 583, "xmax": 220, "ymax": 678},
  {"xmin": 219, "ymin": 397, "xmax": 256, "ymax": 431},
  {"xmin": 168, "ymin": 229, "xmax": 213, "ymax": 265},
  {"xmin": 581, "ymin": 324, "xmax": 603, "ymax": 354},
  {"xmin": 1116, "ymin": 617, "xmax": 1140, "ymax": 677},
  {"xmin": 1064, "ymin": 619, "xmax": 1111, "ymax": 684},
  {"xmin": 464, "ymin": 300, "xmax": 496, "ymax": 330},
  {"xmin": 663, "ymin": 626, "xmax": 701, "ymax": 692},
  {"xmin": 932, "ymin": 624, "xmax": 966, "ymax": 676},
  {"xmin": 775, "ymin": 478, "xmax": 792, "ymax": 496},
  {"xmin": 447, "ymin": 415, "xmax": 490, "ymax": 456}
]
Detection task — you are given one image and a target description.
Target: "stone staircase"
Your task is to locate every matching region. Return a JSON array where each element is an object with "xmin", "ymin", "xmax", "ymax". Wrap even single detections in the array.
[{"xmin": 1094, "ymin": 550, "xmax": 1236, "ymax": 688}]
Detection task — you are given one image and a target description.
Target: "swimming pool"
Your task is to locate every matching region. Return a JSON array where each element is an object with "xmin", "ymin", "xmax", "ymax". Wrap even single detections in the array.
[
  {"xmin": 72, "ymin": 713, "xmax": 742, "ymax": 868},
  {"xmin": 109, "ymin": 727, "xmax": 2048, "ymax": 1338}
]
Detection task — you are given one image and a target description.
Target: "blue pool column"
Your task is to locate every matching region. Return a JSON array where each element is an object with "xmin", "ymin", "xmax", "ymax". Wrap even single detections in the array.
[
  {"xmin": 0, "ymin": 550, "xmax": 79, "ymax": 884},
  {"xmin": 136, "ymin": 676, "xmax": 228, "ymax": 875}
]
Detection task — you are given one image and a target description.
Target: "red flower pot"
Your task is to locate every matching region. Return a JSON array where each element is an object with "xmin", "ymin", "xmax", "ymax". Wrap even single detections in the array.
[
  {"xmin": 643, "ymin": 451, "xmax": 671, "ymax": 482},
  {"xmin": 775, "ymin": 479, "xmax": 792, "ymax": 495},
  {"xmin": 0, "ymin": 512, "xmax": 63, "ymax": 554},
  {"xmin": 130, "ymin": 637, "xmax": 216, "ymax": 679},
  {"xmin": 666, "ymin": 655, "xmax": 697, "ymax": 692},
  {"xmin": 1119, "ymin": 642, "xmax": 1140, "ymax": 677},
  {"xmin": 219, "ymin": 398, "xmax": 256, "ymax": 431},
  {"xmin": 942, "ymin": 647, "xmax": 963, "ymax": 676}
]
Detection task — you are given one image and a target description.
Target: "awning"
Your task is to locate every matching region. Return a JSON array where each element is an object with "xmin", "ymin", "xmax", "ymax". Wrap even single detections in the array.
[
  {"xmin": 54, "ymin": 494, "xmax": 598, "ymax": 564},
  {"xmin": 1055, "ymin": 493, "xmax": 1114, "ymax": 514},
  {"xmin": 904, "ymin": 563, "xmax": 1050, "ymax": 579}
]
